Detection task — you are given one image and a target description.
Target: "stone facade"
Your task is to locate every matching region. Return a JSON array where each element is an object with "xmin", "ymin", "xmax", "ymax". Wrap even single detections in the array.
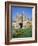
[{"xmin": 12, "ymin": 13, "xmax": 32, "ymax": 29}]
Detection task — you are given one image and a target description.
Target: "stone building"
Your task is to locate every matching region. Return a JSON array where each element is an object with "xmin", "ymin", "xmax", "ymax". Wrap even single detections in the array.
[{"xmin": 12, "ymin": 12, "xmax": 32, "ymax": 29}]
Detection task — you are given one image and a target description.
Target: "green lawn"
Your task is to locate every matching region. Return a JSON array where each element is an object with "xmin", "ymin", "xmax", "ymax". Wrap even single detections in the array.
[{"xmin": 11, "ymin": 27, "xmax": 32, "ymax": 38}]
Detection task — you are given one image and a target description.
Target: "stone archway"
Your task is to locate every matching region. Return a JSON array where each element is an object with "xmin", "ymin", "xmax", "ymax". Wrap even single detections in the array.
[{"xmin": 19, "ymin": 23, "xmax": 23, "ymax": 28}]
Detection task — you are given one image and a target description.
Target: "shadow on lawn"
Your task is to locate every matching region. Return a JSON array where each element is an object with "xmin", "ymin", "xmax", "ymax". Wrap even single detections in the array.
[{"xmin": 11, "ymin": 27, "xmax": 32, "ymax": 38}]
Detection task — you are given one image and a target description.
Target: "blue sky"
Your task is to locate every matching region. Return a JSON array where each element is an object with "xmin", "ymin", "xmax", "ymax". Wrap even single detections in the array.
[{"xmin": 11, "ymin": 6, "xmax": 32, "ymax": 21}]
